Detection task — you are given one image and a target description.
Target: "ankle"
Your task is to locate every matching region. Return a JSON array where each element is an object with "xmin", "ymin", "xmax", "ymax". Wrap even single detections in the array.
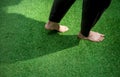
[
  {"xmin": 45, "ymin": 21, "xmax": 59, "ymax": 30},
  {"xmin": 78, "ymin": 33, "xmax": 88, "ymax": 39},
  {"xmin": 47, "ymin": 21, "xmax": 59, "ymax": 26}
]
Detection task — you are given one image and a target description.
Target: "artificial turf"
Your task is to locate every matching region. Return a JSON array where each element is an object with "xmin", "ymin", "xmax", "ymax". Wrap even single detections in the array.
[{"xmin": 0, "ymin": 0, "xmax": 120, "ymax": 77}]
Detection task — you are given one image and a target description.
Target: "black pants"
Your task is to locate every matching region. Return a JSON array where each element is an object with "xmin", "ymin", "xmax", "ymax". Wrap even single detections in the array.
[{"xmin": 49, "ymin": 0, "xmax": 111, "ymax": 37}]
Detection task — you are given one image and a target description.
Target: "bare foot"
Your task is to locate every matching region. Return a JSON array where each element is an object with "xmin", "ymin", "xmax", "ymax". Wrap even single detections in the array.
[
  {"xmin": 45, "ymin": 21, "xmax": 69, "ymax": 32},
  {"xmin": 78, "ymin": 31, "xmax": 105, "ymax": 42}
]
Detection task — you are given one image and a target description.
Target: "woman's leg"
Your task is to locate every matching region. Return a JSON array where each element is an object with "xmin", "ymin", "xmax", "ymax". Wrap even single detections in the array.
[
  {"xmin": 49, "ymin": 0, "xmax": 76, "ymax": 23},
  {"xmin": 79, "ymin": 0, "xmax": 111, "ymax": 42},
  {"xmin": 45, "ymin": 0, "xmax": 76, "ymax": 32}
]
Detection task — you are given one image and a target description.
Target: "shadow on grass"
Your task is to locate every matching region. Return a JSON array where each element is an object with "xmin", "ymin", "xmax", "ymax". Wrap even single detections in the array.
[{"xmin": 0, "ymin": 0, "xmax": 80, "ymax": 64}]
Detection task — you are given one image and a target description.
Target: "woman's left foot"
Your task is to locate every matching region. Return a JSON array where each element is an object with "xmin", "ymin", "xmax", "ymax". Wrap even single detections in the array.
[{"xmin": 45, "ymin": 21, "xmax": 69, "ymax": 32}]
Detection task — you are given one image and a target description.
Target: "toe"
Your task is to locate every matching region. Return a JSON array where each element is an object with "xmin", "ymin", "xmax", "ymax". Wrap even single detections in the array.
[
  {"xmin": 59, "ymin": 25, "xmax": 69, "ymax": 32},
  {"xmin": 98, "ymin": 36, "xmax": 104, "ymax": 42}
]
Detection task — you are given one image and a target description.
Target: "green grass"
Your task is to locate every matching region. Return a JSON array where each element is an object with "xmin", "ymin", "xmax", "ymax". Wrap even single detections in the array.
[{"xmin": 0, "ymin": 0, "xmax": 120, "ymax": 77}]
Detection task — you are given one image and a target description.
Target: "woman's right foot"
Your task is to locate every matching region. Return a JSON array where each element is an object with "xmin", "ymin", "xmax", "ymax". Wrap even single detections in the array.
[
  {"xmin": 78, "ymin": 31, "xmax": 105, "ymax": 42},
  {"xmin": 45, "ymin": 21, "xmax": 69, "ymax": 32}
]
